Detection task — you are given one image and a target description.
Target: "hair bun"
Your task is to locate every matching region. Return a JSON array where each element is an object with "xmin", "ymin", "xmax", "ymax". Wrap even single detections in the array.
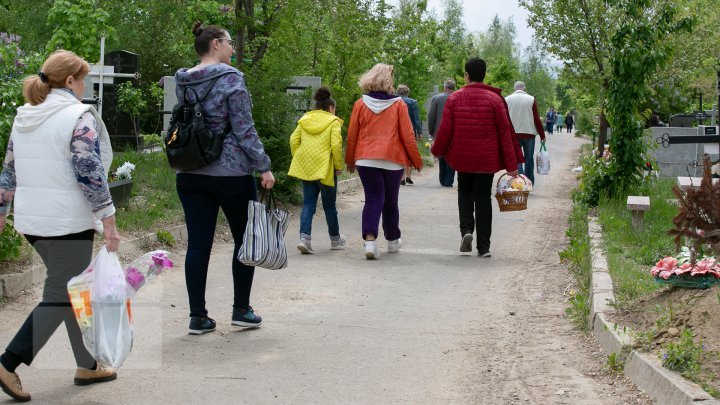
[
  {"xmin": 192, "ymin": 21, "xmax": 203, "ymax": 37},
  {"xmin": 314, "ymin": 86, "xmax": 331, "ymax": 101}
]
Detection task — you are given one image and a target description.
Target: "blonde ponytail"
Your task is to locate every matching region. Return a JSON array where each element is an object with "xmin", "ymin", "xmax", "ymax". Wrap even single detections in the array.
[{"xmin": 22, "ymin": 50, "xmax": 90, "ymax": 105}]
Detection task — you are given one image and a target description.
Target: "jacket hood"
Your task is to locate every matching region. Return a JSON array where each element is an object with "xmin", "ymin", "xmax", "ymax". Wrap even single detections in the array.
[
  {"xmin": 362, "ymin": 95, "xmax": 403, "ymax": 114},
  {"xmin": 298, "ymin": 110, "xmax": 342, "ymax": 135},
  {"xmin": 13, "ymin": 89, "xmax": 81, "ymax": 133},
  {"xmin": 174, "ymin": 63, "xmax": 241, "ymax": 86}
]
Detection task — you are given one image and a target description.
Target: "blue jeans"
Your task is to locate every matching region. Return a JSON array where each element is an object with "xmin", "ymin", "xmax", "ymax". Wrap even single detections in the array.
[
  {"xmin": 300, "ymin": 178, "xmax": 340, "ymax": 238},
  {"xmin": 176, "ymin": 174, "xmax": 257, "ymax": 318},
  {"xmin": 517, "ymin": 137, "xmax": 536, "ymax": 185},
  {"xmin": 439, "ymin": 157, "xmax": 455, "ymax": 187}
]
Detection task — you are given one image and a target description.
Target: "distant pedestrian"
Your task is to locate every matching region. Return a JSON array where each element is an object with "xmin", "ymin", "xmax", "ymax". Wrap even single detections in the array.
[
  {"xmin": 288, "ymin": 86, "xmax": 346, "ymax": 254},
  {"xmin": 174, "ymin": 22, "xmax": 275, "ymax": 335},
  {"xmin": 431, "ymin": 58, "xmax": 522, "ymax": 257},
  {"xmin": 545, "ymin": 106, "xmax": 556, "ymax": 135},
  {"xmin": 555, "ymin": 112, "xmax": 564, "ymax": 133},
  {"xmin": 0, "ymin": 50, "xmax": 119, "ymax": 402},
  {"xmin": 396, "ymin": 84, "xmax": 421, "ymax": 185},
  {"xmin": 428, "ymin": 79, "xmax": 456, "ymax": 187},
  {"xmin": 565, "ymin": 112, "xmax": 574, "ymax": 133},
  {"xmin": 505, "ymin": 81, "xmax": 546, "ymax": 185},
  {"xmin": 345, "ymin": 63, "xmax": 423, "ymax": 260}
]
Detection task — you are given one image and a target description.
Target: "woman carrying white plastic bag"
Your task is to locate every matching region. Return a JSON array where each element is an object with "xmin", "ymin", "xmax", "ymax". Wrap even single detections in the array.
[{"xmin": 0, "ymin": 50, "xmax": 118, "ymax": 402}]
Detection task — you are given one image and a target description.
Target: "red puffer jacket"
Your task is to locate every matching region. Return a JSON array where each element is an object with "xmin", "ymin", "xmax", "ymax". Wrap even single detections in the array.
[{"xmin": 431, "ymin": 82, "xmax": 523, "ymax": 173}]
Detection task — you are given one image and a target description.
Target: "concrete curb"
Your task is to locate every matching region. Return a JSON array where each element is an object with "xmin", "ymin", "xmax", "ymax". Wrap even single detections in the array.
[
  {"xmin": 587, "ymin": 216, "xmax": 720, "ymax": 404},
  {"xmin": 337, "ymin": 176, "xmax": 361, "ymax": 194},
  {"xmin": 0, "ymin": 178, "xmax": 363, "ymax": 300},
  {"xmin": 0, "ymin": 224, "xmax": 189, "ymax": 300}
]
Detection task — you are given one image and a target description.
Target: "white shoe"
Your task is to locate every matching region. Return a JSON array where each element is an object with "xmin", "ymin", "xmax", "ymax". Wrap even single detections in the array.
[
  {"xmin": 297, "ymin": 238, "xmax": 314, "ymax": 254},
  {"xmin": 387, "ymin": 238, "xmax": 401, "ymax": 253},
  {"xmin": 364, "ymin": 240, "xmax": 379, "ymax": 260}
]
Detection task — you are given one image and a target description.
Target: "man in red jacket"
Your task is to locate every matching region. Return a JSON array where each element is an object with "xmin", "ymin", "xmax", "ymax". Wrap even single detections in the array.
[{"xmin": 431, "ymin": 58, "xmax": 521, "ymax": 257}]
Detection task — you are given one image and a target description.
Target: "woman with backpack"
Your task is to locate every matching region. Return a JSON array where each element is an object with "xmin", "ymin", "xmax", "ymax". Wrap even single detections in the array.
[
  {"xmin": 173, "ymin": 22, "xmax": 275, "ymax": 335},
  {"xmin": 288, "ymin": 86, "xmax": 346, "ymax": 254}
]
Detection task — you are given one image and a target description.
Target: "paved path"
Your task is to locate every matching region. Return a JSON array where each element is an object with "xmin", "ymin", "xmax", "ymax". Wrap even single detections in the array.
[{"xmin": 0, "ymin": 132, "xmax": 651, "ymax": 404}]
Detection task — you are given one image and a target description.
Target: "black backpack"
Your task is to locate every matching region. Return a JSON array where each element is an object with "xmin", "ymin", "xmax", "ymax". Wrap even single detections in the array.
[{"xmin": 164, "ymin": 75, "xmax": 229, "ymax": 170}]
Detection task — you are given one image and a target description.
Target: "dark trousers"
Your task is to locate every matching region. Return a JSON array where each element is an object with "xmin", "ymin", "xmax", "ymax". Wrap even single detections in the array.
[
  {"xmin": 4, "ymin": 230, "xmax": 96, "ymax": 369},
  {"xmin": 356, "ymin": 166, "xmax": 404, "ymax": 241},
  {"xmin": 438, "ymin": 158, "xmax": 455, "ymax": 187},
  {"xmin": 457, "ymin": 172, "xmax": 494, "ymax": 253},
  {"xmin": 176, "ymin": 174, "xmax": 257, "ymax": 318}
]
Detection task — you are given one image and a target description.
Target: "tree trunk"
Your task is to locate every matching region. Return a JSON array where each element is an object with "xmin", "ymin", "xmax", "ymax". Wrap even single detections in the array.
[{"xmin": 598, "ymin": 109, "xmax": 609, "ymax": 157}]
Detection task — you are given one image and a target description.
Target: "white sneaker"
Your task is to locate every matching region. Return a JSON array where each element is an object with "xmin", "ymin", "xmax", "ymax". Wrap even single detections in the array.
[
  {"xmin": 297, "ymin": 238, "xmax": 314, "ymax": 254},
  {"xmin": 387, "ymin": 238, "xmax": 401, "ymax": 253},
  {"xmin": 330, "ymin": 234, "xmax": 347, "ymax": 250},
  {"xmin": 364, "ymin": 240, "xmax": 379, "ymax": 260}
]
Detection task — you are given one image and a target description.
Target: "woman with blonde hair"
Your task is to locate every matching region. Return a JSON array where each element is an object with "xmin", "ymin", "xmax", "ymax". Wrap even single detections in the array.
[
  {"xmin": 345, "ymin": 63, "xmax": 423, "ymax": 259},
  {"xmin": 0, "ymin": 50, "xmax": 119, "ymax": 402}
]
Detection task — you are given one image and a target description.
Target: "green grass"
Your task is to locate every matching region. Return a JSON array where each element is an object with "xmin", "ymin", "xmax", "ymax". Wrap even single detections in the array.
[
  {"xmin": 559, "ymin": 201, "xmax": 593, "ymax": 331},
  {"xmin": 111, "ymin": 150, "xmax": 184, "ymax": 234},
  {"xmin": 596, "ymin": 178, "xmax": 678, "ymax": 307}
]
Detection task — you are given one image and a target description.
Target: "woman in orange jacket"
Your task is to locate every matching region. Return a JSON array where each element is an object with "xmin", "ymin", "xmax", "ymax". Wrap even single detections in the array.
[{"xmin": 345, "ymin": 63, "xmax": 423, "ymax": 259}]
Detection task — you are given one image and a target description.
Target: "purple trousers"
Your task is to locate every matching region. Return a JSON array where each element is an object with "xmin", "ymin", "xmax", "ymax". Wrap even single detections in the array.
[{"xmin": 356, "ymin": 166, "xmax": 404, "ymax": 241}]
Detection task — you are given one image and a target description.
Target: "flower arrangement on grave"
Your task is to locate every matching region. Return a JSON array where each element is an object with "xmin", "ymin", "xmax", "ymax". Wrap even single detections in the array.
[
  {"xmin": 654, "ymin": 156, "xmax": 720, "ymax": 288},
  {"xmin": 112, "ymin": 161, "xmax": 136, "ymax": 181}
]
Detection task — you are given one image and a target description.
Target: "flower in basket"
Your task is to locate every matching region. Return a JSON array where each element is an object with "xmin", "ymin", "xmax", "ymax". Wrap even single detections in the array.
[
  {"xmin": 114, "ymin": 162, "xmax": 136, "ymax": 180},
  {"xmin": 123, "ymin": 250, "xmax": 173, "ymax": 296}
]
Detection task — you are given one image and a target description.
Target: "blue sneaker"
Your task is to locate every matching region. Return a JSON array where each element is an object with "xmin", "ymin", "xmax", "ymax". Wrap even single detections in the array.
[
  {"xmin": 188, "ymin": 316, "xmax": 216, "ymax": 335},
  {"xmin": 232, "ymin": 306, "xmax": 263, "ymax": 328}
]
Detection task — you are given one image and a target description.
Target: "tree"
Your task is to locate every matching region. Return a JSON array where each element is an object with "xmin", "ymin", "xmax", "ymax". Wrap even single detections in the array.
[
  {"xmin": 471, "ymin": 15, "xmax": 521, "ymax": 94},
  {"xmin": 234, "ymin": 0, "xmax": 288, "ymax": 70},
  {"xmin": 46, "ymin": 0, "xmax": 116, "ymax": 60},
  {"xmin": 519, "ymin": 0, "xmax": 614, "ymax": 154},
  {"xmin": 521, "ymin": 39, "xmax": 556, "ymax": 113}
]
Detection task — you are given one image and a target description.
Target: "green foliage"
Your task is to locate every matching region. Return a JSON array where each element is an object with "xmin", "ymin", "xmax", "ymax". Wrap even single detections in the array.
[
  {"xmin": 156, "ymin": 229, "xmax": 176, "ymax": 247},
  {"xmin": 46, "ymin": 0, "xmax": 116, "ymax": 60},
  {"xmin": 116, "ymin": 82, "xmax": 163, "ymax": 138},
  {"xmin": 559, "ymin": 200, "xmax": 592, "ymax": 331},
  {"xmin": 572, "ymin": 152, "xmax": 612, "ymax": 207},
  {"xmin": 605, "ymin": 352, "xmax": 624, "ymax": 375},
  {"xmin": 0, "ymin": 214, "xmax": 22, "ymax": 260},
  {"xmin": 663, "ymin": 328, "xmax": 702, "ymax": 379},
  {"xmin": 575, "ymin": 110, "xmax": 596, "ymax": 138},
  {"xmin": 604, "ymin": 0, "xmax": 694, "ymax": 197}
]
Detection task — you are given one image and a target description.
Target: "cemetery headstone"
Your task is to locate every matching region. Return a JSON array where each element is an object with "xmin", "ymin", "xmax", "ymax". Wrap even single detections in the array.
[{"xmin": 101, "ymin": 50, "xmax": 140, "ymax": 148}]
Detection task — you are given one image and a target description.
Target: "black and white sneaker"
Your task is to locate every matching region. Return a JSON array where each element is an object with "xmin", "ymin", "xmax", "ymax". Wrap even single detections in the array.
[
  {"xmin": 188, "ymin": 316, "xmax": 216, "ymax": 335},
  {"xmin": 232, "ymin": 306, "xmax": 263, "ymax": 328},
  {"xmin": 478, "ymin": 251, "xmax": 492, "ymax": 258}
]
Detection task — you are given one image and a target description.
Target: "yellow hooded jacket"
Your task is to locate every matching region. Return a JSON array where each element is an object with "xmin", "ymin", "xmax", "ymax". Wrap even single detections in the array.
[{"xmin": 288, "ymin": 109, "xmax": 343, "ymax": 186}]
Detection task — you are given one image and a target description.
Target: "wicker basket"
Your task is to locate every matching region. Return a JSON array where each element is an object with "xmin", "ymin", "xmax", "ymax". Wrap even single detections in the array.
[{"xmin": 495, "ymin": 173, "xmax": 529, "ymax": 212}]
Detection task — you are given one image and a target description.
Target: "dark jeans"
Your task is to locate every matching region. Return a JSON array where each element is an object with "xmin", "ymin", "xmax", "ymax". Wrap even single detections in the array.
[
  {"xmin": 438, "ymin": 157, "xmax": 455, "ymax": 187},
  {"xmin": 566, "ymin": 124, "xmax": 573, "ymax": 133},
  {"xmin": 4, "ymin": 230, "xmax": 96, "ymax": 369},
  {"xmin": 457, "ymin": 172, "xmax": 494, "ymax": 254},
  {"xmin": 517, "ymin": 137, "xmax": 536, "ymax": 185},
  {"xmin": 545, "ymin": 122, "xmax": 554, "ymax": 134},
  {"xmin": 176, "ymin": 174, "xmax": 258, "ymax": 318},
  {"xmin": 299, "ymin": 178, "xmax": 339, "ymax": 238},
  {"xmin": 356, "ymin": 166, "xmax": 404, "ymax": 240}
]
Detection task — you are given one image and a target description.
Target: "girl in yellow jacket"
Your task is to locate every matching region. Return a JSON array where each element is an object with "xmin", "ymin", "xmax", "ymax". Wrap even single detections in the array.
[{"xmin": 288, "ymin": 86, "xmax": 345, "ymax": 254}]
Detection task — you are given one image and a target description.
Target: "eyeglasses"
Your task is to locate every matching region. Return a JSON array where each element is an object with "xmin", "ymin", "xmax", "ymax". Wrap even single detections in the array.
[{"xmin": 218, "ymin": 38, "xmax": 235, "ymax": 46}]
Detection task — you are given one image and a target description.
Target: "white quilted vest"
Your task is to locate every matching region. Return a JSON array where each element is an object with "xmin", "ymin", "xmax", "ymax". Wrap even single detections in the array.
[{"xmin": 11, "ymin": 91, "xmax": 112, "ymax": 236}]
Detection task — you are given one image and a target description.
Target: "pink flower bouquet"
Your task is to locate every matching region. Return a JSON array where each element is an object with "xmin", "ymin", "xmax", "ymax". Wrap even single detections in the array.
[
  {"xmin": 123, "ymin": 250, "xmax": 173, "ymax": 296},
  {"xmin": 650, "ymin": 250, "xmax": 720, "ymax": 288}
]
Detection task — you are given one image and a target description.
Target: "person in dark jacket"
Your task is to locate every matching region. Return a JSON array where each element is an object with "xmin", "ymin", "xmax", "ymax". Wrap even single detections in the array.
[
  {"xmin": 428, "ymin": 79, "xmax": 456, "ymax": 187},
  {"xmin": 397, "ymin": 84, "xmax": 421, "ymax": 185},
  {"xmin": 564, "ymin": 112, "xmax": 574, "ymax": 133},
  {"xmin": 431, "ymin": 58, "xmax": 521, "ymax": 257}
]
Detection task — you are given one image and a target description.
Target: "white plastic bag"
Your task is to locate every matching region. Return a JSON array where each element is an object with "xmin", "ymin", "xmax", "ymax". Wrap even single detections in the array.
[
  {"xmin": 536, "ymin": 141, "xmax": 550, "ymax": 175},
  {"xmin": 68, "ymin": 247, "xmax": 133, "ymax": 368}
]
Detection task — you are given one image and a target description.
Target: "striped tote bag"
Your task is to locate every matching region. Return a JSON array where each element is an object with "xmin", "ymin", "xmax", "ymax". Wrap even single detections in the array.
[{"xmin": 238, "ymin": 190, "xmax": 290, "ymax": 270}]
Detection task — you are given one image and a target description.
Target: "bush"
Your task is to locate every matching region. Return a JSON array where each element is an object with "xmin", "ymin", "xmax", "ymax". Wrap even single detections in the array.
[{"xmin": 575, "ymin": 110, "xmax": 596, "ymax": 138}]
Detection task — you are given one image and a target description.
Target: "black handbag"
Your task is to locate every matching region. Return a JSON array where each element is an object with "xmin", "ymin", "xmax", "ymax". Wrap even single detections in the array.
[{"xmin": 164, "ymin": 75, "xmax": 229, "ymax": 170}]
